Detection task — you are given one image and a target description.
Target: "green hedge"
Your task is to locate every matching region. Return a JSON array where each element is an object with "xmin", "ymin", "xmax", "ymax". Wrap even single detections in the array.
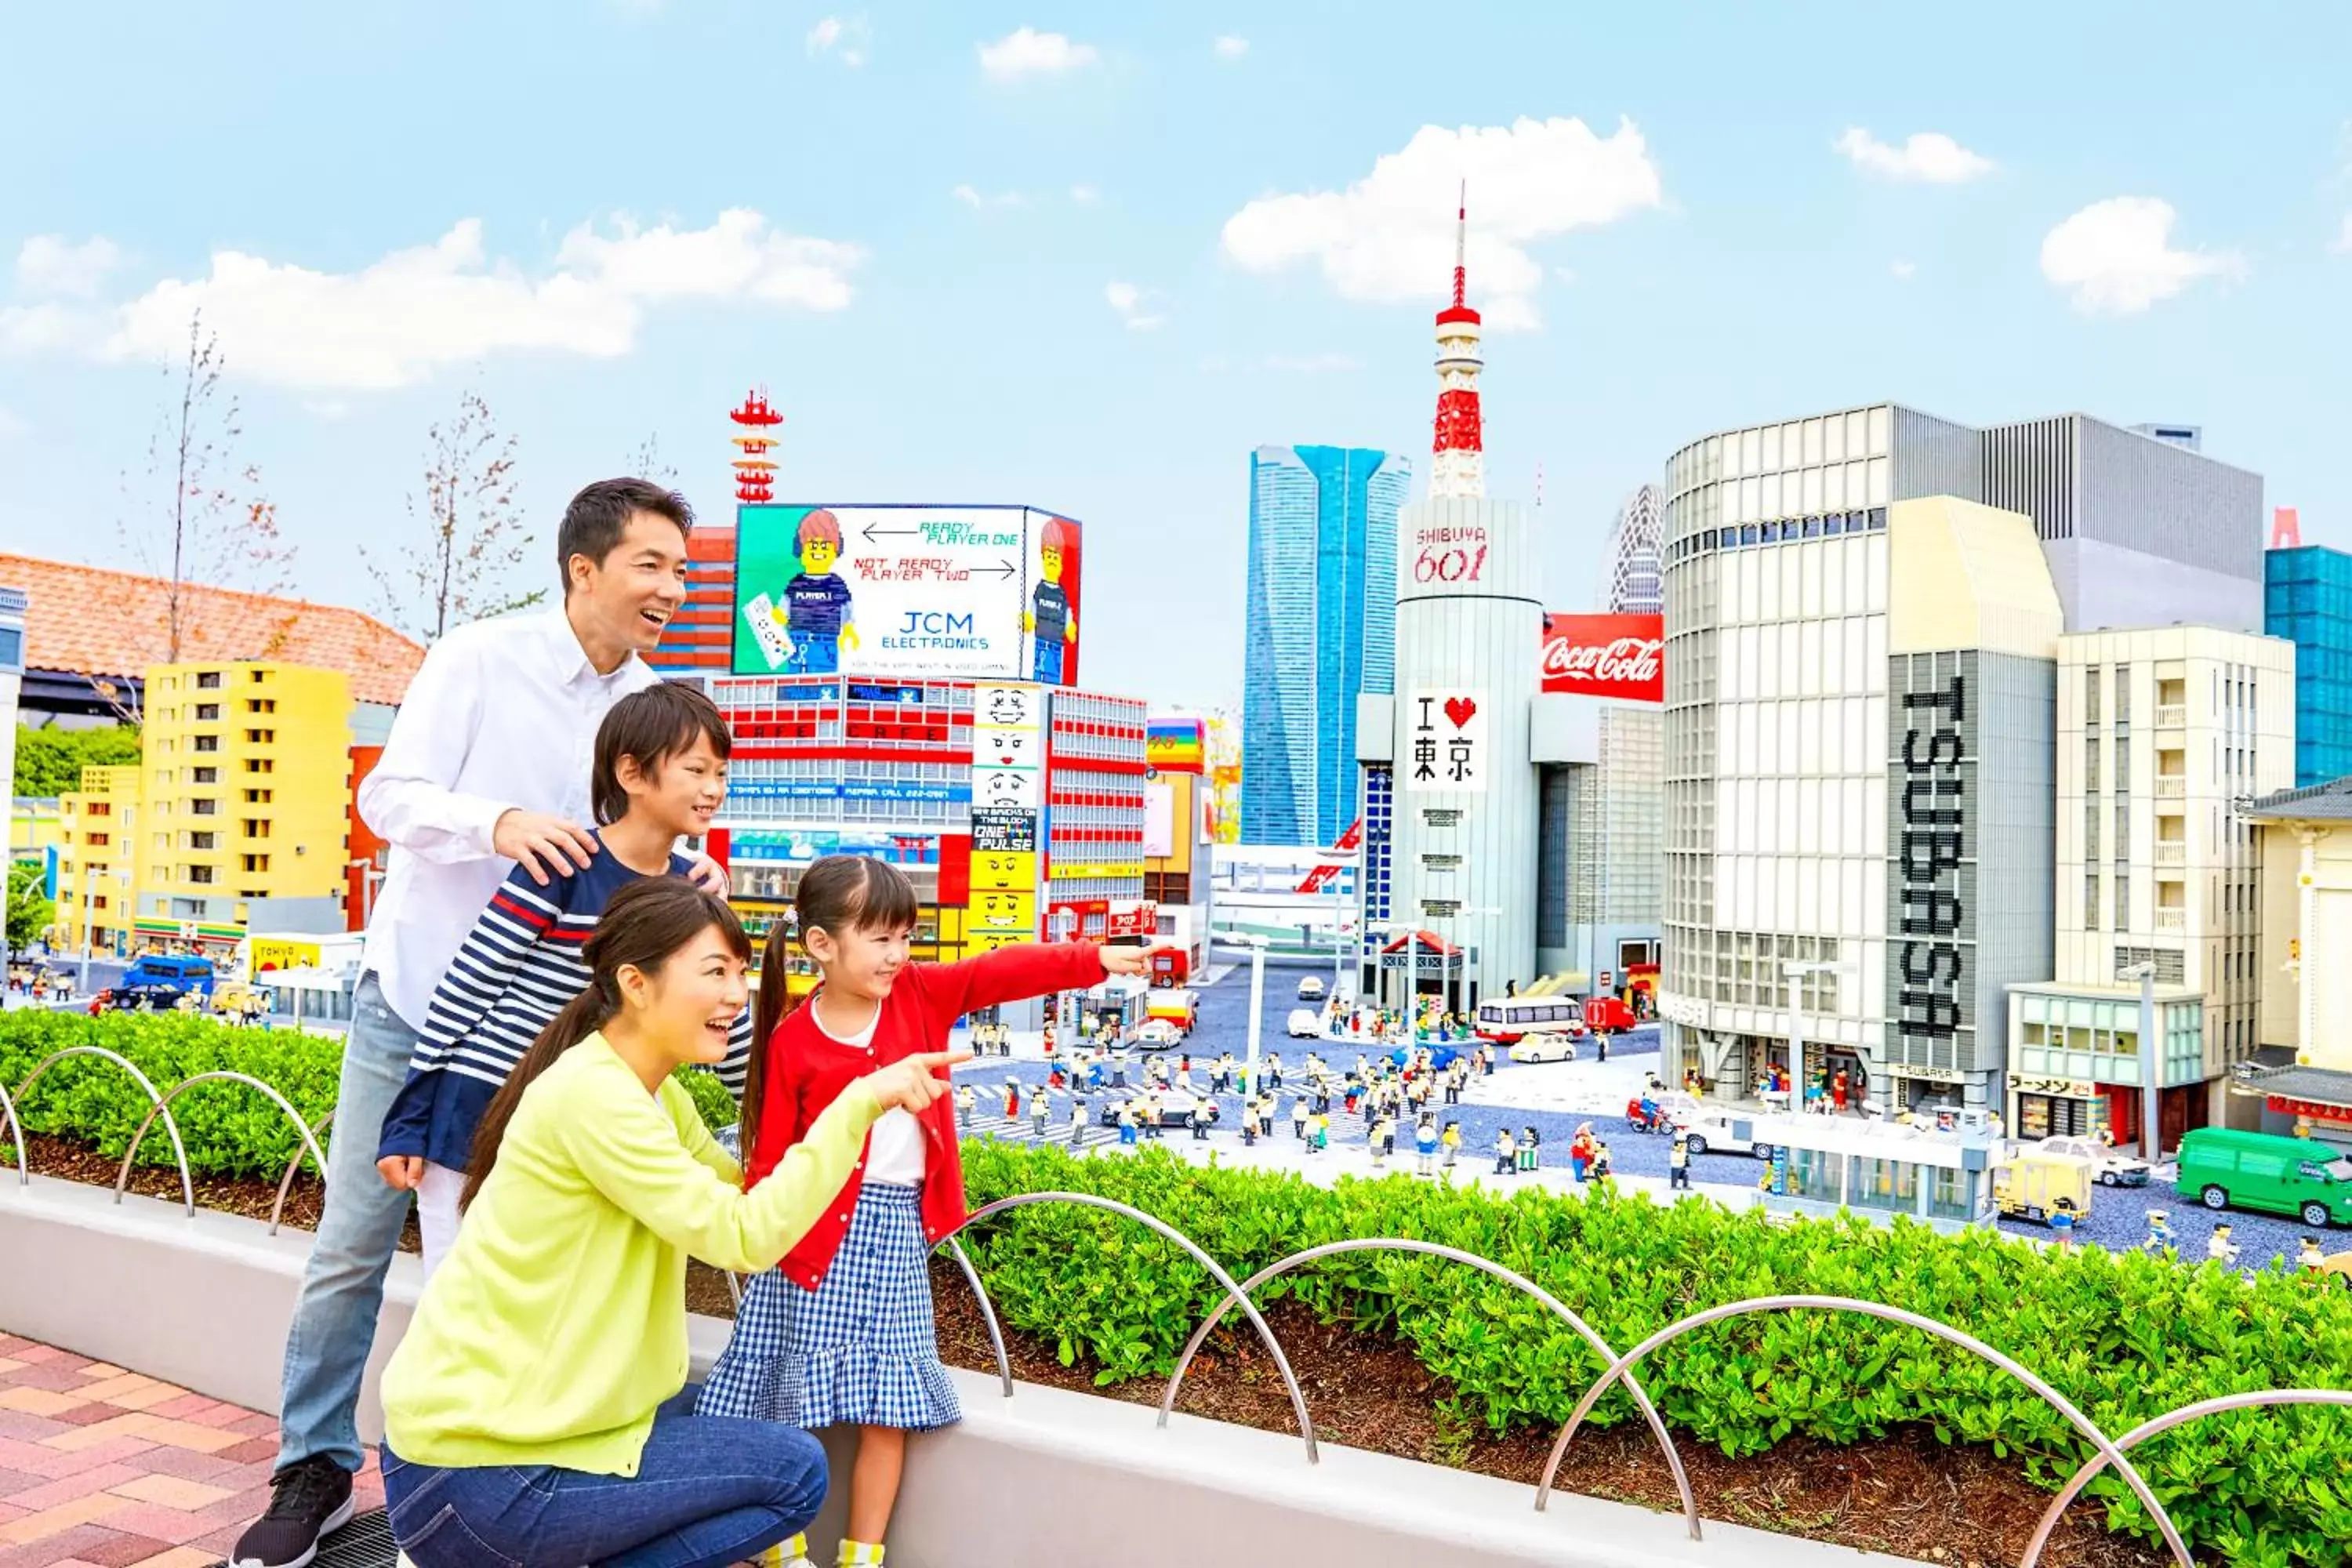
[
  {"xmin": 0, "ymin": 1008, "xmax": 735, "ymax": 1181},
  {"xmin": 12, "ymin": 1011, "xmax": 2351, "ymax": 1563},
  {"xmin": 0, "ymin": 1009, "xmax": 344, "ymax": 1178},
  {"xmin": 956, "ymin": 1140, "xmax": 2352, "ymax": 1567}
]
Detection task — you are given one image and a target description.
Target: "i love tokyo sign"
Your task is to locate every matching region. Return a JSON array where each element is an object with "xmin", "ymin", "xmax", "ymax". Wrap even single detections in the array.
[{"xmin": 1540, "ymin": 613, "xmax": 1664, "ymax": 702}]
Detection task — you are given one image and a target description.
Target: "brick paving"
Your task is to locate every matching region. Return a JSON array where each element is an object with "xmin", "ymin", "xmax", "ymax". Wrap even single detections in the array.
[{"xmin": 0, "ymin": 1333, "xmax": 383, "ymax": 1568}]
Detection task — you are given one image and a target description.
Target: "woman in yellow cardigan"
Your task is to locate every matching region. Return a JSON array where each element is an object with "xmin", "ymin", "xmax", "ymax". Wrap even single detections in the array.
[{"xmin": 378, "ymin": 878, "xmax": 962, "ymax": 1568}]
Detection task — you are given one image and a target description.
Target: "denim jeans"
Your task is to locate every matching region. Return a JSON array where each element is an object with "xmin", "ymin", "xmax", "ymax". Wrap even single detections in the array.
[
  {"xmin": 275, "ymin": 972, "xmax": 419, "ymax": 1474},
  {"xmin": 381, "ymin": 1393, "xmax": 827, "ymax": 1568}
]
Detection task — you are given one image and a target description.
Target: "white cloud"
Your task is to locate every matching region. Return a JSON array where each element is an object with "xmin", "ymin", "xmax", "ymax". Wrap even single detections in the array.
[
  {"xmin": 2332, "ymin": 213, "xmax": 2352, "ymax": 255},
  {"xmin": 2039, "ymin": 197, "xmax": 2244, "ymax": 315},
  {"xmin": 1105, "ymin": 281, "xmax": 1163, "ymax": 330},
  {"xmin": 978, "ymin": 27, "xmax": 1097, "ymax": 81},
  {"xmin": 951, "ymin": 185, "xmax": 1029, "ymax": 209},
  {"xmin": 1214, "ymin": 35, "xmax": 1248, "ymax": 57},
  {"xmin": 806, "ymin": 14, "xmax": 868, "ymax": 65},
  {"xmin": 2, "ymin": 211, "xmax": 864, "ymax": 390},
  {"xmin": 1219, "ymin": 115, "xmax": 1662, "ymax": 331},
  {"xmin": 1069, "ymin": 183, "xmax": 1100, "ymax": 205},
  {"xmin": 16, "ymin": 235, "xmax": 123, "ymax": 298},
  {"xmin": 1834, "ymin": 127, "xmax": 1994, "ymax": 183},
  {"xmin": 1891, "ymin": 259, "xmax": 1917, "ymax": 280},
  {"xmin": 0, "ymin": 300, "xmax": 90, "ymax": 350},
  {"xmin": 0, "ymin": 405, "xmax": 25, "ymax": 439}
]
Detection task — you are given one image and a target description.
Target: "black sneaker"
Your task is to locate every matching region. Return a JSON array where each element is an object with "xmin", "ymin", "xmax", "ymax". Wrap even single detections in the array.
[{"xmin": 228, "ymin": 1454, "xmax": 354, "ymax": 1568}]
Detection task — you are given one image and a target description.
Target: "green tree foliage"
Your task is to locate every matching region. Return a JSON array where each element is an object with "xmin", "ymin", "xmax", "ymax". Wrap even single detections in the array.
[
  {"xmin": 6, "ymin": 859, "xmax": 54, "ymax": 950},
  {"xmin": 14, "ymin": 724, "xmax": 141, "ymax": 797}
]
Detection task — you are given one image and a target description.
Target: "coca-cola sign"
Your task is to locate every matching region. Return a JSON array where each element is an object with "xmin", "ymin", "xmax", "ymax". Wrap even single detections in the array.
[{"xmin": 1540, "ymin": 614, "xmax": 1664, "ymax": 702}]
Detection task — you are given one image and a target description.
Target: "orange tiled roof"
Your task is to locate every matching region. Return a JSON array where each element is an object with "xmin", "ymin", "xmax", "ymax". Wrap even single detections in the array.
[{"xmin": 0, "ymin": 554, "xmax": 425, "ymax": 706}]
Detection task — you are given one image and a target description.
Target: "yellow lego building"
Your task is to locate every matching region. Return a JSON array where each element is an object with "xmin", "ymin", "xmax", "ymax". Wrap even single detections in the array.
[
  {"xmin": 55, "ymin": 764, "xmax": 139, "ymax": 956},
  {"xmin": 55, "ymin": 662, "xmax": 358, "ymax": 959}
]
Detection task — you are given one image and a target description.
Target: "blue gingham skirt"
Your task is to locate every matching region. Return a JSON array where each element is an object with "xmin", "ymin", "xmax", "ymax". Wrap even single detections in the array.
[{"xmin": 697, "ymin": 1183, "xmax": 962, "ymax": 1432}]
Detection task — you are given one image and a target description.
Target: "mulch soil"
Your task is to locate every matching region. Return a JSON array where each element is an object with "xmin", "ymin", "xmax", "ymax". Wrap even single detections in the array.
[{"xmin": 23, "ymin": 1141, "xmax": 2168, "ymax": 1567}]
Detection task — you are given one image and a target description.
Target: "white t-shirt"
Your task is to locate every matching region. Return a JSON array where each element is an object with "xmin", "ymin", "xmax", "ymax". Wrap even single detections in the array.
[{"xmin": 812, "ymin": 998, "xmax": 927, "ymax": 1187}]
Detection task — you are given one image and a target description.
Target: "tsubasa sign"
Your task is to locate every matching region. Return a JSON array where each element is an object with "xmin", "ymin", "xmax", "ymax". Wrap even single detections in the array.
[
  {"xmin": 1887, "ymin": 659, "xmax": 1973, "ymax": 1067},
  {"xmin": 1539, "ymin": 614, "xmax": 1664, "ymax": 702}
]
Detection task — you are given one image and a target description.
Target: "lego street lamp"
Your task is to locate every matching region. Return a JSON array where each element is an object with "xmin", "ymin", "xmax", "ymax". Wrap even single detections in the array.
[
  {"xmin": 2121, "ymin": 962, "xmax": 2161, "ymax": 1162},
  {"xmin": 1213, "ymin": 933, "xmax": 1272, "ymax": 1100},
  {"xmin": 1782, "ymin": 960, "xmax": 1857, "ymax": 1113}
]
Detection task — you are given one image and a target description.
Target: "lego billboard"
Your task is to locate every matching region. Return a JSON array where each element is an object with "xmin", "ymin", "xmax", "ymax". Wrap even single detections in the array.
[
  {"xmin": 1145, "ymin": 717, "xmax": 1205, "ymax": 773},
  {"xmin": 732, "ymin": 504, "xmax": 1083, "ymax": 684}
]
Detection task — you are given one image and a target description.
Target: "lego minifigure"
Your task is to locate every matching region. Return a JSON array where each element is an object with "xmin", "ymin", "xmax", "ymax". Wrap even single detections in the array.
[
  {"xmin": 2207, "ymin": 1223, "xmax": 2238, "ymax": 1266},
  {"xmin": 2298, "ymin": 1236, "xmax": 2326, "ymax": 1272},
  {"xmin": 2143, "ymin": 1208, "xmax": 2173, "ymax": 1254},
  {"xmin": 1669, "ymin": 1133, "xmax": 1691, "ymax": 1190}
]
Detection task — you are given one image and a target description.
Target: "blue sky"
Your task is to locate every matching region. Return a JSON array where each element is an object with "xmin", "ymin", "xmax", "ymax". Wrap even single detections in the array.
[{"xmin": 3, "ymin": 2, "xmax": 2349, "ymax": 710}]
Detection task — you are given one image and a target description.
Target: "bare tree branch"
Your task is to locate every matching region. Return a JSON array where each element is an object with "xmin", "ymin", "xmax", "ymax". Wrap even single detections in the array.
[
  {"xmin": 626, "ymin": 432, "xmax": 679, "ymax": 486},
  {"xmin": 363, "ymin": 387, "xmax": 544, "ymax": 643},
  {"xmin": 113, "ymin": 309, "xmax": 298, "ymax": 704}
]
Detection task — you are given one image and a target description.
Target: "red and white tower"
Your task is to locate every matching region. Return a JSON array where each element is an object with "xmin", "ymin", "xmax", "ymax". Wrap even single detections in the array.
[{"xmin": 1429, "ymin": 184, "xmax": 1485, "ymax": 499}]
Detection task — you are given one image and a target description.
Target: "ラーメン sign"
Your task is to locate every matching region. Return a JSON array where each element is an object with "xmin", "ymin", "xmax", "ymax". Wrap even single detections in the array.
[{"xmin": 1539, "ymin": 614, "xmax": 1664, "ymax": 702}]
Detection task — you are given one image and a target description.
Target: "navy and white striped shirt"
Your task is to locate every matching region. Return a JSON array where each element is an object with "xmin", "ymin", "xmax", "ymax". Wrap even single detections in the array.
[{"xmin": 377, "ymin": 840, "xmax": 750, "ymax": 1172}]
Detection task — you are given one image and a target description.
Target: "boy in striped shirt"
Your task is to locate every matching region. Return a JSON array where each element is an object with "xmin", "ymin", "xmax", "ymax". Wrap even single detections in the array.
[{"xmin": 375, "ymin": 681, "xmax": 746, "ymax": 1276}]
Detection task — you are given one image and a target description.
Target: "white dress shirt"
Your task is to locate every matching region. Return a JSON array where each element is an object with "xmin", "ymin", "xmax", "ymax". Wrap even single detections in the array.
[{"xmin": 359, "ymin": 608, "xmax": 659, "ymax": 1029}]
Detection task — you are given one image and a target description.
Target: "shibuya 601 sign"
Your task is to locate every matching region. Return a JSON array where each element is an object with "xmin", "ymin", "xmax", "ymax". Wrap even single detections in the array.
[
  {"xmin": 1406, "ymin": 517, "xmax": 1490, "ymax": 586},
  {"xmin": 1887, "ymin": 659, "xmax": 1974, "ymax": 1065}
]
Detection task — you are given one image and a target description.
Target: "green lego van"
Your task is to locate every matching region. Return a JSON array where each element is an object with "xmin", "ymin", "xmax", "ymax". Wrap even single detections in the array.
[{"xmin": 2176, "ymin": 1128, "xmax": 2352, "ymax": 1228}]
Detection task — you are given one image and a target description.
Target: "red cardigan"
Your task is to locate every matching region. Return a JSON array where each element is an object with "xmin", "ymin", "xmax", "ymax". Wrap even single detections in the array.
[{"xmin": 746, "ymin": 941, "xmax": 1109, "ymax": 1290}]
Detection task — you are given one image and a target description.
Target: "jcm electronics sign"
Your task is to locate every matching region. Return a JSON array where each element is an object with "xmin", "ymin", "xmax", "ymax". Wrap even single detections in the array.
[{"xmin": 1888, "ymin": 655, "xmax": 1974, "ymax": 1068}]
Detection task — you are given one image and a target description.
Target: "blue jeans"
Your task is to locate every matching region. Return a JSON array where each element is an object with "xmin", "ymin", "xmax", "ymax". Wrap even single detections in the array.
[
  {"xmin": 789, "ymin": 635, "xmax": 840, "ymax": 674},
  {"xmin": 276, "ymin": 972, "xmax": 419, "ymax": 1474},
  {"xmin": 380, "ymin": 1392, "xmax": 826, "ymax": 1568}
]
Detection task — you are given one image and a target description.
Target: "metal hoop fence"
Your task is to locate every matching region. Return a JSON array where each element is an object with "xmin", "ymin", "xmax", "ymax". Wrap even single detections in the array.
[
  {"xmin": 1536, "ymin": 1294, "xmax": 2195, "ymax": 1568},
  {"xmin": 1155, "ymin": 1236, "xmax": 1701, "ymax": 1539},
  {"xmin": 941, "ymin": 1190, "xmax": 1320, "ymax": 1461},
  {"xmin": 114, "ymin": 1072, "xmax": 331, "ymax": 1235},
  {"xmin": 9, "ymin": 1046, "xmax": 196, "ymax": 1215}
]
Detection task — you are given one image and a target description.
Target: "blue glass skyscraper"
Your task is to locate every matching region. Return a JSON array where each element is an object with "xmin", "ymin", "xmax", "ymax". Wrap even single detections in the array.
[
  {"xmin": 1242, "ymin": 445, "xmax": 1411, "ymax": 847},
  {"xmin": 2266, "ymin": 545, "xmax": 2352, "ymax": 785}
]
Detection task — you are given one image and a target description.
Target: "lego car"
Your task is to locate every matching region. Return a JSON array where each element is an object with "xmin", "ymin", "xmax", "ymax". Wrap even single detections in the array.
[
  {"xmin": 1099, "ymin": 1091, "xmax": 1216, "ymax": 1129},
  {"xmin": 1133, "ymin": 1018, "xmax": 1185, "ymax": 1050},
  {"xmin": 96, "ymin": 982, "xmax": 189, "ymax": 1014},
  {"xmin": 2032, "ymin": 1134, "xmax": 2153, "ymax": 1187},
  {"xmin": 1297, "ymin": 975, "xmax": 1326, "ymax": 1000},
  {"xmin": 1506, "ymin": 1032, "xmax": 1580, "ymax": 1065},
  {"xmin": 1287, "ymin": 1008, "xmax": 1325, "ymax": 1039}
]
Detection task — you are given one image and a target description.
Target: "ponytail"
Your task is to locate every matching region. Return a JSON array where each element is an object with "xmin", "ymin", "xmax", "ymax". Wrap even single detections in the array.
[
  {"xmin": 739, "ymin": 920, "xmax": 807, "ymax": 1180},
  {"xmin": 458, "ymin": 877, "xmax": 749, "ymax": 1211},
  {"xmin": 461, "ymin": 980, "xmax": 614, "ymax": 1210}
]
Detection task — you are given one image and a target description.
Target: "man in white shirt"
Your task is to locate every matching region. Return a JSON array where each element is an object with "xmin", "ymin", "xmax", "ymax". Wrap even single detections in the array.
[{"xmin": 234, "ymin": 479, "xmax": 724, "ymax": 1568}]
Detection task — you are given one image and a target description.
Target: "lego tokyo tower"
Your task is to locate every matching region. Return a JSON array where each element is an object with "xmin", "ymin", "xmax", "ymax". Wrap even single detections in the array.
[
  {"xmin": 728, "ymin": 389, "xmax": 782, "ymax": 504},
  {"xmin": 1428, "ymin": 183, "xmax": 1485, "ymax": 500}
]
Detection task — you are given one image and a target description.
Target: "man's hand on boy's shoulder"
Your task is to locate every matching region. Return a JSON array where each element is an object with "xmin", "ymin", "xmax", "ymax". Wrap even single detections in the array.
[
  {"xmin": 683, "ymin": 851, "xmax": 727, "ymax": 895},
  {"xmin": 494, "ymin": 809, "xmax": 599, "ymax": 885}
]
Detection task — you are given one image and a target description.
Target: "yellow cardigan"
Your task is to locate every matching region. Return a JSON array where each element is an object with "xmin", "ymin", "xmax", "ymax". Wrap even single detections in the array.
[{"xmin": 381, "ymin": 1033, "xmax": 881, "ymax": 1475}]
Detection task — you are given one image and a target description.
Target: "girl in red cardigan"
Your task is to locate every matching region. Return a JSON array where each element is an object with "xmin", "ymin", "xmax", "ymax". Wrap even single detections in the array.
[{"xmin": 698, "ymin": 854, "xmax": 1142, "ymax": 1568}]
